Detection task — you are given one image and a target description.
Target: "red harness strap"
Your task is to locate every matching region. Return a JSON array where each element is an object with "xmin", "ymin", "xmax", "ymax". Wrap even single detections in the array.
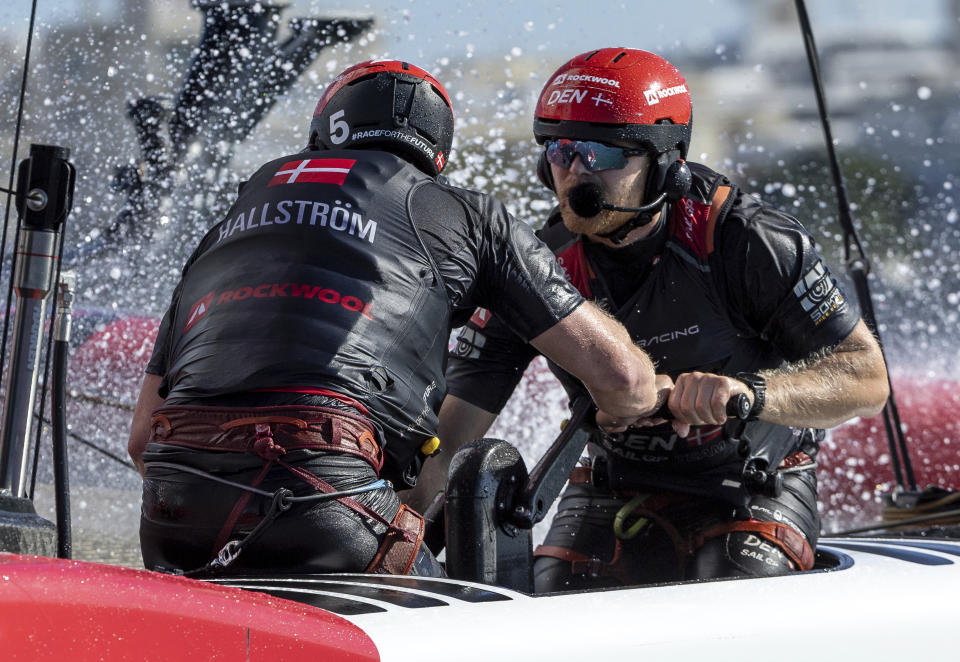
[
  {"xmin": 279, "ymin": 461, "xmax": 399, "ymax": 533},
  {"xmin": 534, "ymin": 543, "xmax": 636, "ymax": 585},
  {"xmin": 364, "ymin": 505, "xmax": 426, "ymax": 575},
  {"xmin": 149, "ymin": 406, "xmax": 391, "ymax": 561},
  {"xmin": 150, "ymin": 404, "xmax": 383, "ymax": 472},
  {"xmin": 210, "ymin": 423, "xmax": 281, "ymax": 553}
]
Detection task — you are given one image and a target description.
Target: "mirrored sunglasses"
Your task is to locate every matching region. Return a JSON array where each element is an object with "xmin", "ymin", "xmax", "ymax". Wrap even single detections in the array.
[{"xmin": 544, "ymin": 139, "xmax": 643, "ymax": 172}]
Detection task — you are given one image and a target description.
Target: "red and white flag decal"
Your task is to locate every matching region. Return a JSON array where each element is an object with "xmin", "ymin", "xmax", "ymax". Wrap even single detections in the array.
[
  {"xmin": 434, "ymin": 150, "xmax": 445, "ymax": 172},
  {"xmin": 268, "ymin": 158, "xmax": 356, "ymax": 187},
  {"xmin": 469, "ymin": 308, "xmax": 492, "ymax": 328}
]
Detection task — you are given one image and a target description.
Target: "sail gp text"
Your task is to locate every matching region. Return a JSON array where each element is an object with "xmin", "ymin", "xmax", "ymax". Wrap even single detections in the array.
[
  {"xmin": 183, "ymin": 283, "xmax": 374, "ymax": 333},
  {"xmin": 217, "ymin": 199, "xmax": 377, "ymax": 244}
]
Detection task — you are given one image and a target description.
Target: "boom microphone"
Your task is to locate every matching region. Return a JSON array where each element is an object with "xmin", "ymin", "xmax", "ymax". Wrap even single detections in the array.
[
  {"xmin": 568, "ymin": 182, "xmax": 667, "ymax": 218},
  {"xmin": 567, "ymin": 182, "xmax": 667, "ymax": 244},
  {"xmin": 567, "ymin": 182, "xmax": 605, "ymax": 218}
]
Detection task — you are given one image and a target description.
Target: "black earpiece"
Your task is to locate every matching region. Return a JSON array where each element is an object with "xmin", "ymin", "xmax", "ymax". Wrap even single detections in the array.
[
  {"xmin": 645, "ymin": 150, "xmax": 691, "ymax": 206},
  {"xmin": 536, "ymin": 150, "xmax": 555, "ymax": 191},
  {"xmin": 661, "ymin": 159, "xmax": 692, "ymax": 202}
]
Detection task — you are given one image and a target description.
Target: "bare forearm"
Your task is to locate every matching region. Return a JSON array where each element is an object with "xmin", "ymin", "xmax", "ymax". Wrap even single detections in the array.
[
  {"xmin": 531, "ymin": 301, "xmax": 658, "ymax": 418},
  {"xmin": 128, "ymin": 373, "xmax": 166, "ymax": 476},
  {"xmin": 760, "ymin": 320, "xmax": 889, "ymax": 429},
  {"xmin": 584, "ymin": 341, "xmax": 659, "ymax": 417}
]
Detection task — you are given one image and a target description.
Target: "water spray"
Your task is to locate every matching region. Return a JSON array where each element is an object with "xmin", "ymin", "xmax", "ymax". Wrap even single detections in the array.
[{"xmin": 83, "ymin": 1, "xmax": 374, "ymax": 261}]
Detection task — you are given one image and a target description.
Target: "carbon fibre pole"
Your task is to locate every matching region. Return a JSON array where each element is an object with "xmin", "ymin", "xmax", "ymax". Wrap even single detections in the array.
[
  {"xmin": 793, "ymin": 0, "xmax": 916, "ymax": 493},
  {"xmin": 0, "ymin": 145, "xmax": 76, "ymax": 497}
]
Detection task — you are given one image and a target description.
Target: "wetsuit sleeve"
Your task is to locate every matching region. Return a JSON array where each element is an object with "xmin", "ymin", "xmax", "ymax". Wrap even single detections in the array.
[
  {"xmin": 716, "ymin": 196, "xmax": 859, "ymax": 361},
  {"xmin": 473, "ymin": 193, "xmax": 584, "ymax": 339},
  {"xmin": 411, "ymin": 182, "xmax": 584, "ymax": 341}
]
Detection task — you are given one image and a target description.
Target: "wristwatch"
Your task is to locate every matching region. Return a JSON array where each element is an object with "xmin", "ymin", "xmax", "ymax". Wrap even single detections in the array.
[{"xmin": 735, "ymin": 372, "xmax": 766, "ymax": 421}]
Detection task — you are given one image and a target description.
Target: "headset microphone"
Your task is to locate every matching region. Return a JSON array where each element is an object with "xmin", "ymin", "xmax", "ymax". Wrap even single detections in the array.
[{"xmin": 567, "ymin": 182, "xmax": 666, "ymax": 244}]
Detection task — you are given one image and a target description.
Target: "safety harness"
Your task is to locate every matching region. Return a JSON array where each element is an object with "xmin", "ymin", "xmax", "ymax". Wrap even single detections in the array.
[
  {"xmin": 147, "ymin": 403, "xmax": 425, "ymax": 576},
  {"xmin": 534, "ymin": 452, "xmax": 816, "ymax": 581}
]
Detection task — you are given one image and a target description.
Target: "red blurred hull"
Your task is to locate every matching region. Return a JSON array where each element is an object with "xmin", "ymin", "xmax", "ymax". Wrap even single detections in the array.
[
  {"xmin": 0, "ymin": 553, "xmax": 378, "ymax": 661},
  {"xmin": 822, "ymin": 374, "xmax": 960, "ymax": 529}
]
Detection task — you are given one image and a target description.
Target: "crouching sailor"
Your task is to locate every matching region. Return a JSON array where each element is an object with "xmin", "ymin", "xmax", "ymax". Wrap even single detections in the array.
[
  {"xmin": 416, "ymin": 48, "xmax": 892, "ymax": 589},
  {"xmin": 128, "ymin": 59, "xmax": 664, "ymax": 577}
]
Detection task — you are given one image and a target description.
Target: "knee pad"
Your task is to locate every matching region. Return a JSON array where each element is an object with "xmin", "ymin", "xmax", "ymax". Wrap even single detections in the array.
[
  {"xmin": 691, "ymin": 530, "xmax": 796, "ymax": 579},
  {"xmin": 726, "ymin": 530, "xmax": 796, "ymax": 576}
]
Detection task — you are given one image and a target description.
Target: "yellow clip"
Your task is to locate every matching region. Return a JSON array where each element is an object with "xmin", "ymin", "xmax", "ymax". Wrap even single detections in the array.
[
  {"xmin": 420, "ymin": 436, "xmax": 441, "ymax": 456},
  {"xmin": 560, "ymin": 419, "xmax": 569, "ymax": 430},
  {"xmin": 613, "ymin": 494, "xmax": 650, "ymax": 540}
]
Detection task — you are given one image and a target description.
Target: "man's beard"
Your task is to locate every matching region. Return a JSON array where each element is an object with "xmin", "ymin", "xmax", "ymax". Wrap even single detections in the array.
[{"xmin": 560, "ymin": 199, "xmax": 628, "ymax": 236}]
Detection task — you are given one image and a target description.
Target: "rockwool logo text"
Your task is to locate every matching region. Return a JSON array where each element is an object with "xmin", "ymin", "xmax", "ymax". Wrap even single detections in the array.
[
  {"xmin": 643, "ymin": 84, "xmax": 688, "ymax": 105},
  {"xmin": 552, "ymin": 73, "xmax": 620, "ymax": 88}
]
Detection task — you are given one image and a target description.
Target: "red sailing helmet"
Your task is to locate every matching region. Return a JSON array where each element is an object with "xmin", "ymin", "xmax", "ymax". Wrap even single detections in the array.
[
  {"xmin": 533, "ymin": 48, "xmax": 692, "ymax": 159},
  {"xmin": 309, "ymin": 60, "xmax": 454, "ymax": 176}
]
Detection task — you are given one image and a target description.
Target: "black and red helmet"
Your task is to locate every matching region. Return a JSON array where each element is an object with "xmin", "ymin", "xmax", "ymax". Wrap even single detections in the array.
[
  {"xmin": 533, "ymin": 48, "xmax": 692, "ymax": 159},
  {"xmin": 309, "ymin": 60, "xmax": 454, "ymax": 176}
]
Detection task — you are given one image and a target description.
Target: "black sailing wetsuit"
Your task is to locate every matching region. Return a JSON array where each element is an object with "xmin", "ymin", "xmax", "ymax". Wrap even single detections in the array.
[
  {"xmin": 447, "ymin": 162, "xmax": 860, "ymax": 589},
  {"xmin": 140, "ymin": 148, "xmax": 583, "ymax": 575}
]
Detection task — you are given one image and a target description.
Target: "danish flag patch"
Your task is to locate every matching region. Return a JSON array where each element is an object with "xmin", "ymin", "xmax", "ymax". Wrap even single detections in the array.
[
  {"xmin": 268, "ymin": 158, "xmax": 356, "ymax": 186},
  {"xmin": 434, "ymin": 150, "xmax": 446, "ymax": 172}
]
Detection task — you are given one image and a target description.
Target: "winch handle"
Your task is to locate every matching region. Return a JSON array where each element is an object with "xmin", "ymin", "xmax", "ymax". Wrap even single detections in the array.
[
  {"xmin": 649, "ymin": 393, "xmax": 751, "ymax": 422},
  {"xmin": 510, "ymin": 393, "xmax": 749, "ymax": 529},
  {"xmin": 510, "ymin": 395, "xmax": 595, "ymax": 529}
]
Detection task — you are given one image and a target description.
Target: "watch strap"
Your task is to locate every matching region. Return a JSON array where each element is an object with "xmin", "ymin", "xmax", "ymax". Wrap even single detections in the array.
[{"xmin": 735, "ymin": 372, "xmax": 766, "ymax": 421}]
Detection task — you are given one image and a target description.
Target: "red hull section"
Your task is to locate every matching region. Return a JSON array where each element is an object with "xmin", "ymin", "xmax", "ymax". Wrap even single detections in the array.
[
  {"xmin": 823, "ymin": 374, "xmax": 960, "ymax": 529},
  {"xmin": 0, "ymin": 553, "xmax": 378, "ymax": 661}
]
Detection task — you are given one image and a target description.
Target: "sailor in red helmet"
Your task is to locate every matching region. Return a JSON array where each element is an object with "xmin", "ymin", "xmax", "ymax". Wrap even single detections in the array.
[
  {"xmin": 127, "ymin": 60, "xmax": 664, "ymax": 577},
  {"xmin": 415, "ymin": 49, "xmax": 890, "ymax": 588}
]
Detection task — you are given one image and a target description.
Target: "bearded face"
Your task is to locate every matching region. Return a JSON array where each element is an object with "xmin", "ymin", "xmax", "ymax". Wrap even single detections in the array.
[{"xmin": 551, "ymin": 153, "xmax": 652, "ymax": 238}]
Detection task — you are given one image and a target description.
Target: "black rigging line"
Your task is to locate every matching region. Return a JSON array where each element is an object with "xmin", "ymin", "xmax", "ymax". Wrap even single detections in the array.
[
  {"xmin": 33, "ymin": 411, "xmax": 137, "ymax": 473},
  {"xmin": 0, "ymin": 0, "xmax": 40, "ymax": 396},
  {"xmin": 794, "ymin": 0, "xmax": 916, "ymax": 492}
]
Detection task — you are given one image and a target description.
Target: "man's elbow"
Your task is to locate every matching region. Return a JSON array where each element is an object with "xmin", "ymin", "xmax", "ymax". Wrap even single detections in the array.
[
  {"xmin": 857, "ymin": 353, "xmax": 891, "ymax": 419},
  {"xmin": 861, "ymin": 370, "xmax": 890, "ymax": 418}
]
